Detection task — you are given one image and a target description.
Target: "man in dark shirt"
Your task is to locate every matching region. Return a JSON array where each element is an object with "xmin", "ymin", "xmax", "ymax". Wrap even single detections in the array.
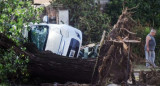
[{"xmin": 144, "ymin": 29, "xmax": 157, "ymax": 68}]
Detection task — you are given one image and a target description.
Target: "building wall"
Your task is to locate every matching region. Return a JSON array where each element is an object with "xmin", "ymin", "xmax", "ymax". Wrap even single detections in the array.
[{"xmin": 58, "ymin": 10, "xmax": 69, "ymax": 24}]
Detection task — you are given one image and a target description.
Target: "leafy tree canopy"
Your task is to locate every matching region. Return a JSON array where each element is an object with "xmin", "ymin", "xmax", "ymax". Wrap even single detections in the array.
[
  {"xmin": 104, "ymin": 0, "xmax": 160, "ymax": 28},
  {"xmin": 0, "ymin": 0, "xmax": 42, "ymax": 84}
]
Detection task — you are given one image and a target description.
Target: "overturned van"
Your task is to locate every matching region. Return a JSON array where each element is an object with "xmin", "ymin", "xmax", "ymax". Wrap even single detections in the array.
[{"xmin": 28, "ymin": 23, "xmax": 82, "ymax": 58}]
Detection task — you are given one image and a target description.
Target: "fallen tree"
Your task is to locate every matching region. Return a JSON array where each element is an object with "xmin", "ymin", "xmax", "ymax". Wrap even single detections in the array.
[
  {"xmin": 25, "ymin": 43, "xmax": 96, "ymax": 83},
  {"xmin": 0, "ymin": 33, "xmax": 96, "ymax": 83}
]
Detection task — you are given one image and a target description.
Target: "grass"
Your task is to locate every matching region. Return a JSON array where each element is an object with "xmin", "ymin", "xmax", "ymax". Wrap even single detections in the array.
[{"xmin": 134, "ymin": 64, "xmax": 160, "ymax": 72}]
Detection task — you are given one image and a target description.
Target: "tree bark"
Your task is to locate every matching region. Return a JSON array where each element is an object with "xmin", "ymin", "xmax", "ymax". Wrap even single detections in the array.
[
  {"xmin": 26, "ymin": 45, "xmax": 96, "ymax": 83},
  {"xmin": 0, "ymin": 33, "xmax": 96, "ymax": 83}
]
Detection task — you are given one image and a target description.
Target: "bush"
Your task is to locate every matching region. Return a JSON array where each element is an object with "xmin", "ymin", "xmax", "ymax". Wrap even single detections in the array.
[
  {"xmin": 104, "ymin": 0, "xmax": 160, "ymax": 28},
  {"xmin": 0, "ymin": 48, "xmax": 29, "ymax": 84}
]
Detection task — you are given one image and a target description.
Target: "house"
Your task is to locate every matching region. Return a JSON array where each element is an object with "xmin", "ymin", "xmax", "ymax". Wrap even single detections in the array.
[{"xmin": 33, "ymin": 0, "xmax": 69, "ymax": 24}]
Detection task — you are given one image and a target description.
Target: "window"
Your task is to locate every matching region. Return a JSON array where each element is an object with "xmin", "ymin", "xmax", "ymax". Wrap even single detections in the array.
[{"xmin": 29, "ymin": 25, "xmax": 49, "ymax": 51}]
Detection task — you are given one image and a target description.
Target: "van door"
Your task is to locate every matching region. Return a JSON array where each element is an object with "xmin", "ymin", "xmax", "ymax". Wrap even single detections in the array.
[{"xmin": 67, "ymin": 38, "xmax": 80, "ymax": 57}]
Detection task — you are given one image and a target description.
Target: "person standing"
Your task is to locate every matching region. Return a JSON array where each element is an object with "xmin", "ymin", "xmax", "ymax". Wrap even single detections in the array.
[{"xmin": 145, "ymin": 29, "xmax": 157, "ymax": 68}]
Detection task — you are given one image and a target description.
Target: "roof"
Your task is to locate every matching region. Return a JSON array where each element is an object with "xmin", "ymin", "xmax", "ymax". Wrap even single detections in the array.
[{"xmin": 33, "ymin": 0, "xmax": 52, "ymax": 6}]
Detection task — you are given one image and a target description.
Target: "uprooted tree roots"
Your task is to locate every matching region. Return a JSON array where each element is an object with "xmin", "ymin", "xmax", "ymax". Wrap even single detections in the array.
[{"xmin": 93, "ymin": 7, "xmax": 141, "ymax": 85}]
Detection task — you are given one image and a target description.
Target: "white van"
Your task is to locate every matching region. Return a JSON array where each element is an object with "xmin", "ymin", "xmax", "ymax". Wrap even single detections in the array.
[{"xmin": 28, "ymin": 23, "xmax": 82, "ymax": 58}]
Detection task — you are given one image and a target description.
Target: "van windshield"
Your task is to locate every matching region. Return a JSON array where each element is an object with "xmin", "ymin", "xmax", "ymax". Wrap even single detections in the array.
[{"xmin": 29, "ymin": 25, "xmax": 49, "ymax": 51}]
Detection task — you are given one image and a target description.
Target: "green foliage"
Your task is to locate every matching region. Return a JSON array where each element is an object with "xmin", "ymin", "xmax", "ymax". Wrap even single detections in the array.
[
  {"xmin": 0, "ymin": 48, "xmax": 29, "ymax": 84},
  {"xmin": 104, "ymin": 0, "xmax": 160, "ymax": 27},
  {"xmin": 0, "ymin": 0, "xmax": 43, "ymax": 44},
  {"xmin": 52, "ymin": 0, "xmax": 110, "ymax": 44},
  {"xmin": 0, "ymin": 0, "xmax": 43, "ymax": 84},
  {"xmin": 104, "ymin": 0, "xmax": 124, "ymax": 25}
]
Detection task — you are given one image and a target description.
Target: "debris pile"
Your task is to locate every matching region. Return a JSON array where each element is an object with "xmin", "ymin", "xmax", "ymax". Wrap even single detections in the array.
[{"xmin": 139, "ymin": 70, "xmax": 160, "ymax": 85}]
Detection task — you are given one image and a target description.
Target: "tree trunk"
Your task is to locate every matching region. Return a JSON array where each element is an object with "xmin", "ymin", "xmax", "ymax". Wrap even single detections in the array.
[
  {"xmin": 26, "ymin": 43, "xmax": 96, "ymax": 83},
  {"xmin": 0, "ymin": 33, "xmax": 96, "ymax": 83}
]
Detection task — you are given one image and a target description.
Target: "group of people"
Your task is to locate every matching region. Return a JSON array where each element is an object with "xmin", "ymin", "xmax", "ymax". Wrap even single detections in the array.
[{"xmin": 145, "ymin": 28, "xmax": 158, "ymax": 68}]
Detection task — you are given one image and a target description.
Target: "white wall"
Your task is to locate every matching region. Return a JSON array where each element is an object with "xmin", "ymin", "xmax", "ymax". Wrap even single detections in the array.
[{"xmin": 58, "ymin": 10, "xmax": 69, "ymax": 25}]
